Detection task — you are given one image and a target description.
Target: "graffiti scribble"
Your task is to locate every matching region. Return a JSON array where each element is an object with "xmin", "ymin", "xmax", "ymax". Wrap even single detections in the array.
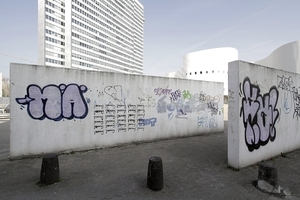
[
  {"xmin": 240, "ymin": 77, "xmax": 279, "ymax": 152},
  {"xmin": 154, "ymin": 86, "xmax": 172, "ymax": 96}
]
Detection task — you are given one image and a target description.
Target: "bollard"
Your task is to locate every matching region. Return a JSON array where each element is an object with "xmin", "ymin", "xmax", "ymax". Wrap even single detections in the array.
[
  {"xmin": 258, "ymin": 162, "xmax": 278, "ymax": 188},
  {"xmin": 147, "ymin": 156, "xmax": 163, "ymax": 190},
  {"xmin": 40, "ymin": 153, "xmax": 59, "ymax": 185}
]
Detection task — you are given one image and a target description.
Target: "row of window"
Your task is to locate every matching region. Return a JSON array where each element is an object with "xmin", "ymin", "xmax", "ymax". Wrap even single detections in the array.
[
  {"xmin": 46, "ymin": 22, "xmax": 65, "ymax": 33},
  {"xmin": 72, "ymin": 60, "xmax": 114, "ymax": 72},
  {"xmin": 72, "ymin": 45, "xmax": 134, "ymax": 69},
  {"xmin": 72, "ymin": 23, "xmax": 132, "ymax": 55},
  {"xmin": 72, "ymin": 7, "xmax": 132, "ymax": 45},
  {"xmin": 46, "ymin": 36, "xmax": 64, "ymax": 46},
  {"xmin": 72, "ymin": 32, "xmax": 131, "ymax": 62},
  {"xmin": 46, "ymin": 29, "xmax": 64, "ymax": 39},
  {"xmin": 46, "ymin": 0, "xmax": 65, "ymax": 13},
  {"xmin": 45, "ymin": 57, "xmax": 65, "ymax": 65},
  {"xmin": 71, "ymin": 52, "xmax": 139, "ymax": 73},
  {"xmin": 73, "ymin": 0, "xmax": 133, "ymax": 37},
  {"xmin": 46, "ymin": 43, "xmax": 65, "ymax": 53},
  {"xmin": 46, "ymin": 50, "xmax": 65, "ymax": 59},
  {"xmin": 77, "ymin": 0, "xmax": 144, "ymax": 44},
  {"xmin": 51, "ymin": 0, "xmax": 65, "ymax": 7},
  {"xmin": 188, "ymin": 70, "xmax": 228, "ymax": 75},
  {"xmin": 46, "ymin": 14, "xmax": 65, "ymax": 26},
  {"xmin": 46, "ymin": 7, "xmax": 64, "ymax": 20},
  {"xmin": 72, "ymin": 19, "xmax": 141, "ymax": 60}
]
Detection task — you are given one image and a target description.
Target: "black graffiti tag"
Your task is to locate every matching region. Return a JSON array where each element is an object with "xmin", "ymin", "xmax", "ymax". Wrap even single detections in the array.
[
  {"xmin": 240, "ymin": 77, "xmax": 279, "ymax": 152},
  {"xmin": 16, "ymin": 84, "xmax": 88, "ymax": 121}
]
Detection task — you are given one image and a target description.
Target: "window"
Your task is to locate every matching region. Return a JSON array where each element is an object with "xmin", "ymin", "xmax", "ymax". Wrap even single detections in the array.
[
  {"xmin": 212, "ymin": 70, "xmax": 214, "ymax": 73},
  {"xmin": 200, "ymin": 71, "xmax": 202, "ymax": 74},
  {"xmin": 195, "ymin": 72, "xmax": 197, "ymax": 75},
  {"xmin": 206, "ymin": 71, "xmax": 208, "ymax": 74}
]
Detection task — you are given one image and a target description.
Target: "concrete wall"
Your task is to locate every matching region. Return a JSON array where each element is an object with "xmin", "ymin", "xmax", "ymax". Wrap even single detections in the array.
[
  {"xmin": 228, "ymin": 60, "xmax": 300, "ymax": 169},
  {"xmin": 10, "ymin": 63, "xmax": 224, "ymax": 158}
]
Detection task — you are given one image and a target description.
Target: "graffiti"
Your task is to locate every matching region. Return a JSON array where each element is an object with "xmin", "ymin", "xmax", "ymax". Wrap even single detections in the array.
[
  {"xmin": 240, "ymin": 77, "xmax": 279, "ymax": 152},
  {"xmin": 198, "ymin": 91, "xmax": 207, "ymax": 102},
  {"xmin": 198, "ymin": 115, "xmax": 218, "ymax": 128},
  {"xmin": 93, "ymin": 102, "xmax": 147, "ymax": 135},
  {"xmin": 138, "ymin": 94, "xmax": 155, "ymax": 107},
  {"xmin": 207, "ymin": 102, "xmax": 219, "ymax": 115},
  {"xmin": 277, "ymin": 75, "xmax": 300, "ymax": 119},
  {"xmin": 137, "ymin": 88, "xmax": 156, "ymax": 108},
  {"xmin": 281, "ymin": 92, "xmax": 293, "ymax": 114},
  {"xmin": 277, "ymin": 75, "xmax": 293, "ymax": 92},
  {"xmin": 157, "ymin": 89, "xmax": 222, "ymax": 120},
  {"xmin": 157, "ymin": 96, "xmax": 168, "ymax": 113},
  {"xmin": 104, "ymin": 85, "xmax": 125, "ymax": 104},
  {"xmin": 170, "ymin": 89, "xmax": 181, "ymax": 102},
  {"xmin": 16, "ymin": 84, "xmax": 88, "ymax": 121},
  {"xmin": 228, "ymin": 90, "xmax": 237, "ymax": 120},
  {"xmin": 154, "ymin": 86, "xmax": 172, "ymax": 96},
  {"xmin": 182, "ymin": 90, "xmax": 193, "ymax": 99},
  {"xmin": 138, "ymin": 118, "xmax": 157, "ymax": 127}
]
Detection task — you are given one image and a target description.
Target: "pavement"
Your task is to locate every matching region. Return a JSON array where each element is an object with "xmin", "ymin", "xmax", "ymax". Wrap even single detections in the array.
[{"xmin": 1, "ymin": 118, "xmax": 300, "ymax": 199}]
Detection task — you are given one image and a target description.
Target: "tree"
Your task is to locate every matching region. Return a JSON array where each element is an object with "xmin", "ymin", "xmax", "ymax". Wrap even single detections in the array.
[{"xmin": 2, "ymin": 77, "xmax": 10, "ymax": 97}]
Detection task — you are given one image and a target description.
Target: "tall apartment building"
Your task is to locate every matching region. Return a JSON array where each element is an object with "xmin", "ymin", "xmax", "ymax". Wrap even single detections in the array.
[{"xmin": 38, "ymin": 0, "xmax": 144, "ymax": 74}]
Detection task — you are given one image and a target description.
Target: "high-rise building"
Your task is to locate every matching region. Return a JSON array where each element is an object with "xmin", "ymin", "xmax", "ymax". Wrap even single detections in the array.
[{"xmin": 38, "ymin": 0, "xmax": 144, "ymax": 74}]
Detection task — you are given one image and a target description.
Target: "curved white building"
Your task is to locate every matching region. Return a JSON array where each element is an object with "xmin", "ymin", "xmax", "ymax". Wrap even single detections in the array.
[
  {"xmin": 167, "ymin": 47, "xmax": 238, "ymax": 95},
  {"xmin": 255, "ymin": 40, "xmax": 300, "ymax": 73}
]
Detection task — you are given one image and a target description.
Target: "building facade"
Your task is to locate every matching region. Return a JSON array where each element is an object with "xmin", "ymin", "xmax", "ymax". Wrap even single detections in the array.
[
  {"xmin": 38, "ymin": 0, "xmax": 144, "ymax": 74},
  {"xmin": 167, "ymin": 47, "xmax": 238, "ymax": 95}
]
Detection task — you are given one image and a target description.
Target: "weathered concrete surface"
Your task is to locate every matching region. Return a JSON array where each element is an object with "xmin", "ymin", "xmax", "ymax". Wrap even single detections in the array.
[
  {"xmin": 1, "ymin": 120, "xmax": 300, "ymax": 199},
  {"xmin": 228, "ymin": 60, "xmax": 300, "ymax": 169},
  {"xmin": 11, "ymin": 63, "xmax": 224, "ymax": 158}
]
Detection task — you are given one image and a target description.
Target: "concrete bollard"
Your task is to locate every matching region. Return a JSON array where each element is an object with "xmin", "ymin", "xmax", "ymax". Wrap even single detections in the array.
[
  {"xmin": 258, "ymin": 162, "xmax": 278, "ymax": 188},
  {"xmin": 40, "ymin": 153, "xmax": 60, "ymax": 185},
  {"xmin": 147, "ymin": 156, "xmax": 164, "ymax": 190}
]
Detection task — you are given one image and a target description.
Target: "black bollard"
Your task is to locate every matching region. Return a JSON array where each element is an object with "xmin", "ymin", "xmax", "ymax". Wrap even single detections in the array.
[
  {"xmin": 258, "ymin": 162, "xmax": 278, "ymax": 188},
  {"xmin": 147, "ymin": 156, "xmax": 163, "ymax": 190},
  {"xmin": 40, "ymin": 153, "xmax": 59, "ymax": 185}
]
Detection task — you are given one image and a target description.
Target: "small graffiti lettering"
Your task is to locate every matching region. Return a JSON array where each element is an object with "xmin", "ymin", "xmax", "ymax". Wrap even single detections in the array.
[
  {"xmin": 170, "ymin": 89, "xmax": 181, "ymax": 102},
  {"xmin": 182, "ymin": 90, "xmax": 193, "ymax": 99},
  {"xmin": 138, "ymin": 118, "xmax": 157, "ymax": 127},
  {"xmin": 154, "ymin": 86, "xmax": 172, "ymax": 96},
  {"xmin": 198, "ymin": 115, "xmax": 218, "ymax": 128}
]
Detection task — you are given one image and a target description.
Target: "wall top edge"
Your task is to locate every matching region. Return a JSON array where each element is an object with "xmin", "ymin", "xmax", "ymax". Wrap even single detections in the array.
[
  {"xmin": 228, "ymin": 60, "xmax": 300, "ymax": 76},
  {"xmin": 10, "ymin": 63, "xmax": 224, "ymax": 85}
]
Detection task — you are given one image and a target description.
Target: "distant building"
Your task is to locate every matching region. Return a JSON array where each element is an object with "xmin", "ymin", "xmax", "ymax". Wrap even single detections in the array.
[
  {"xmin": 0, "ymin": 72, "xmax": 2, "ymax": 97},
  {"xmin": 38, "ymin": 0, "xmax": 144, "ymax": 74},
  {"xmin": 167, "ymin": 47, "xmax": 238, "ymax": 95}
]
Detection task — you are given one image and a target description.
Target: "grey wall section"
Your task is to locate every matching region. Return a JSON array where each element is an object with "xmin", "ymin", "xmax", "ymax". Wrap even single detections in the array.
[
  {"xmin": 228, "ymin": 60, "xmax": 300, "ymax": 169},
  {"xmin": 10, "ymin": 64, "xmax": 224, "ymax": 158}
]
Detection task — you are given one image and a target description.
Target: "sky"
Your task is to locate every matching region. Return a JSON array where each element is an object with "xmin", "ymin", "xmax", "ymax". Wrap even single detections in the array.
[{"xmin": 1, "ymin": 0, "xmax": 300, "ymax": 78}]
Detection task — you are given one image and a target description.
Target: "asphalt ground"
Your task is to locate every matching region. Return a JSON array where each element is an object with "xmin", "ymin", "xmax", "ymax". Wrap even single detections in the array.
[{"xmin": 1, "ymin": 119, "xmax": 300, "ymax": 199}]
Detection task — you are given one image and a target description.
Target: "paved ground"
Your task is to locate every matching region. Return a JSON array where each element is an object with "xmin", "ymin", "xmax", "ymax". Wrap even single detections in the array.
[{"xmin": 1, "ymin": 118, "xmax": 300, "ymax": 199}]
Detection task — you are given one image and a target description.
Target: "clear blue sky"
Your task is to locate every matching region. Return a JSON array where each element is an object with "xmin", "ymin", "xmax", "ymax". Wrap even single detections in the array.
[{"xmin": 1, "ymin": 0, "xmax": 300, "ymax": 78}]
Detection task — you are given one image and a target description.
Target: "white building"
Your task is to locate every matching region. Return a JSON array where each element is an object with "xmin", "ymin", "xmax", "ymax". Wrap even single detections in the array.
[
  {"xmin": 38, "ymin": 0, "xmax": 144, "ymax": 74},
  {"xmin": 167, "ymin": 47, "xmax": 238, "ymax": 95},
  {"xmin": 255, "ymin": 40, "xmax": 300, "ymax": 74}
]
